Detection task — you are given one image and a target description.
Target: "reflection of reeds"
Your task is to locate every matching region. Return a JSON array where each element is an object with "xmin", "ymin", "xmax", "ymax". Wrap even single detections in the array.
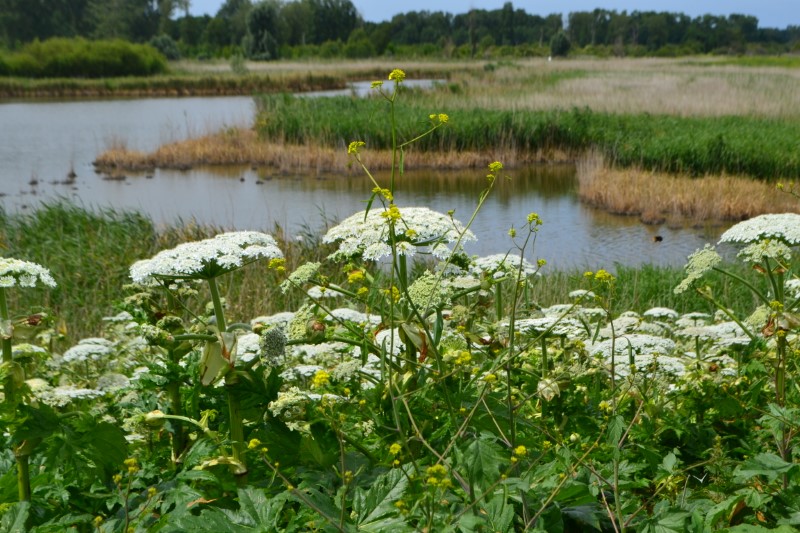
[
  {"xmin": 94, "ymin": 127, "xmax": 570, "ymax": 174},
  {"xmin": 577, "ymin": 154, "xmax": 800, "ymax": 223}
]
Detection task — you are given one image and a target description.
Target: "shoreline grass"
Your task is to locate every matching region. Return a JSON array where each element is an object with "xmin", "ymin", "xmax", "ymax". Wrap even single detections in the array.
[
  {"xmin": 0, "ymin": 202, "xmax": 759, "ymax": 342},
  {"xmin": 577, "ymin": 154, "xmax": 800, "ymax": 223}
]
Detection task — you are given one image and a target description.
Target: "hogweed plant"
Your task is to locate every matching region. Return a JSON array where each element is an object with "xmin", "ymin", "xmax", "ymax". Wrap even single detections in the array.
[
  {"xmin": 129, "ymin": 230, "xmax": 284, "ymax": 474},
  {"xmin": 676, "ymin": 213, "xmax": 800, "ymax": 482},
  {"xmin": 0, "ymin": 257, "xmax": 56, "ymax": 503}
]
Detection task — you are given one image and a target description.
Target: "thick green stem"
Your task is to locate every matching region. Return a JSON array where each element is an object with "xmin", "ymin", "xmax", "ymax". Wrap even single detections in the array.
[
  {"xmin": 206, "ymin": 277, "xmax": 227, "ymax": 333},
  {"xmin": 1, "ymin": 288, "xmax": 15, "ymax": 406},
  {"xmin": 226, "ymin": 378, "xmax": 247, "ymax": 477},
  {"xmin": 1, "ymin": 289, "xmax": 30, "ymax": 502},
  {"xmin": 167, "ymin": 347, "xmax": 186, "ymax": 464},
  {"xmin": 16, "ymin": 452, "xmax": 30, "ymax": 502}
]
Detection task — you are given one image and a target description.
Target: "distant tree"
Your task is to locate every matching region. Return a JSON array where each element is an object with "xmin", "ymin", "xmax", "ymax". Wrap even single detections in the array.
[
  {"xmin": 308, "ymin": 0, "xmax": 359, "ymax": 44},
  {"xmin": 244, "ymin": 0, "xmax": 282, "ymax": 59},
  {"xmin": 550, "ymin": 30, "xmax": 571, "ymax": 56}
]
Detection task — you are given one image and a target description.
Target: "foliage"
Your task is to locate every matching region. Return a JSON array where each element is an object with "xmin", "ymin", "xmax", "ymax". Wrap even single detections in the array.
[
  {"xmin": 550, "ymin": 30, "xmax": 572, "ymax": 57},
  {"xmin": 4, "ymin": 69, "xmax": 800, "ymax": 532},
  {"xmin": 0, "ymin": 37, "xmax": 167, "ymax": 78}
]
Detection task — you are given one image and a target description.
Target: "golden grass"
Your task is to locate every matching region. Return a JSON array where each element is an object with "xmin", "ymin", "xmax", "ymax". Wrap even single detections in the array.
[
  {"xmin": 444, "ymin": 57, "xmax": 800, "ymax": 118},
  {"xmin": 93, "ymin": 127, "xmax": 571, "ymax": 174},
  {"xmin": 577, "ymin": 154, "xmax": 800, "ymax": 223}
]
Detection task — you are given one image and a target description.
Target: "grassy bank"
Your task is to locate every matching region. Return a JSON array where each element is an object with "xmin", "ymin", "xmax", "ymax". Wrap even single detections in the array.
[
  {"xmin": 252, "ymin": 92, "xmax": 800, "ymax": 180},
  {"xmin": 0, "ymin": 202, "xmax": 758, "ymax": 342},
  {"xmin": 0, "ymin": 72, "xmax": 349, "ymax": 99}
]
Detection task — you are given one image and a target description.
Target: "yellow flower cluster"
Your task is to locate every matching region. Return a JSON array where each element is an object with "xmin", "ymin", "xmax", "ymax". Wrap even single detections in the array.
[
  {"xmin": 388, "ymin": 69, "xmax": 406, "ymax": 82},
  {"xmin": 347, "ymin": 140, "xmax": 366, "ymax": 155},
  {"xmin": 124, "ymin": 457, "xmax": 139, "ymax": 475},
  {"xmin": 372, "ymin": 186, "xmax": 393, "ymax": 201},
  {"xmin": 425, "ymin": 464, "xmax": 452, "ymax": 488},
  {"xmin": 584, "ymin": 269, "xmax": 615, "ymax": 284},
  {"xmin": 268, "ymin": 257, "xmax": 286, "ymax": 273},
  {"xmin": 311, "ymin": 369, "xmax": 331, "ymax": 389},
  {"xmin": 453, "ymin": 350, "xmax": 472, "ymax": 366},
  {"xmin": 429, "ymin": 113, "xmax": 449, "ymax": 124},
  {"xmin": 389, "ymin": 443, "xmax": 402, "ymax": 456},
  {"xmin": 347, "ymin": 269, "xmax": 365, "ymax": 284},
  {"xmin": 381, "ymin": 204, "xmax": 402, "ymax": 222}
]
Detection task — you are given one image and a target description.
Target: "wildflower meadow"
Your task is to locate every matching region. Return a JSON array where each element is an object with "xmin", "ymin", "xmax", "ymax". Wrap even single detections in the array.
[{"xmin": 3, "ymin": 69, "xmax": 800, "ymax": 533}]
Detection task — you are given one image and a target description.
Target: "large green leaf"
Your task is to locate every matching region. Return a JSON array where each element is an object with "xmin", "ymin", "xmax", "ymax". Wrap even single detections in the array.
[
  {"xmin": 353, "ymin": 467, "xmax": 408, "ymax": 528},
  {"xmin": 734, "ymin": 453, "xmax": 799, "ymax": 483},
  {"xmin": 462, "ymin": 435, "xmax": 504, "ymax": 488},
  {"xmin": 0, "ymin": 502, "xmax": 29, "ymax": 533}
]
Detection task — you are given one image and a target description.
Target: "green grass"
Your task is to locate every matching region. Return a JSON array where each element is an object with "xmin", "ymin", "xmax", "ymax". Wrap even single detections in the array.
[
  {"xmin": 0, "ymin": 202, "xmax": 761, "ymax": 342},
  {"xmin": 255, "ymin": 92, "xmax": 800, "ymax": 179}
]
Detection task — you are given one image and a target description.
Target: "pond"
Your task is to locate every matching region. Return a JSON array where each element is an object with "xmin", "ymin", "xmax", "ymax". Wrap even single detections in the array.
[{"xmin": 0, "ymin": 90, "xmax": 726, "ymax": 270}]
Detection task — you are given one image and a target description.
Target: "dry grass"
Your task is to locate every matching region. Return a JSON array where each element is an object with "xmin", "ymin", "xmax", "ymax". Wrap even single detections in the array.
[
  {"xmin": 446, "ymin": 57, "xmax": 800, "ymax": 118},
  {"xmin": 93, "ymin": 127, "xmax": 571, "ymax": 174},
  {"xmin": 577, "ymin": 154, "xmax": 800, "ymax": 223}
]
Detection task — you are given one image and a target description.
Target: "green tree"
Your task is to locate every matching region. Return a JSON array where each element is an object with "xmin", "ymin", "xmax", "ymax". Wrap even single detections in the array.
[
  {"xmin": 550, "ymin": 29, "xmax": 571, "ymax": 56},
  {"xmin": 244, "ymin": 0, "xmax": 282, "ymax": 59}
]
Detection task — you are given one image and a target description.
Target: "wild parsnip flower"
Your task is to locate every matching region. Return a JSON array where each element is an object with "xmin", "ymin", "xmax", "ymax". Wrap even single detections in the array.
[
  {"xmin": 323, "ymin": 207, "xmax": 475, "ymax": 262},
  {"xmin": 347, "ymin": 141, "xmax": 366, "ymax": 155},
  {"xmin": 389, "ymin": 443, "xmax": 402, "ymax": 456},
  {"xmin": 388, "ymin": 69, "xmax": 406, "ymax": 82},
  {"xmin": 674, "ymin": 244, "xmax": 722, "ymax": 294},
  {"xmin": 130, "ymin": 231, "xmax": 283, "ymax": 284},
  {"xmin": 0, "ymin": 257, "xmax": 56, "ymax": 288},
  {"xmin": 311, "ymin": 369, "xmax": 331, "ymax": 388},
  {"xmin": 719, "ymin": 213, "xmax": 800, "ymax": 246}
]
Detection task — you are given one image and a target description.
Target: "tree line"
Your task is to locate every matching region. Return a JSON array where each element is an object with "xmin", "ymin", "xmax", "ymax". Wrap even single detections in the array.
[{"xmin": 1, "ymin": 0, "xmax": 798, "ymax": 60}]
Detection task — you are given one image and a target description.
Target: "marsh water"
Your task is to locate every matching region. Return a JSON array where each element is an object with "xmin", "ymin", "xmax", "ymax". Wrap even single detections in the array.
[{"xmin": 0, "ymin": 90, "xmax": 727, "ymax": 269}]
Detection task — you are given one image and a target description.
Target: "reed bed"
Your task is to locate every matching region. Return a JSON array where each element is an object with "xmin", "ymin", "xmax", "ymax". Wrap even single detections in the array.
[
  {"xmin": 93, "ymin": 127, "xmax": 564, "ymax": 174},
  {"xmin": 577, "ymin": 155, "xmax": 800, "ymax": 223},
  {"xmin": 252, "ymin": 93, "xmax": 800, "ymax": 179}
]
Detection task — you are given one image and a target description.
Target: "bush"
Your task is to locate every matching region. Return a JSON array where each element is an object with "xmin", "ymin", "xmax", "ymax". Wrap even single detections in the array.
[
  {"xmin": 149, "ymin": 34, "xmax": 181, "ymax": 61},
  {"xmin": 1, "ymin": 38, "xmax": 167, "ymax": 78}
]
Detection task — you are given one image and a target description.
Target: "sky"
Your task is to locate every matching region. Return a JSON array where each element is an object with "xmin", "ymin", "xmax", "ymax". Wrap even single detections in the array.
[{"xmin": 188, "ymin": 1, "xmax": 800, "ymax": 30}]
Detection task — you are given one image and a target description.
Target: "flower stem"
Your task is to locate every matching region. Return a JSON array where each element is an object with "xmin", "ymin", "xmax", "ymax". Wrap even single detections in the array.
[
  {"xmin": 0, "ymin": 288, "xmax": 15, "ymax": 406},
  {"xmin": 206, "ymin": 277, "xmax": 227, "ymax": 333},
  {"xmin": 15, "ymin": 451, "xmax": 30, "ymax": 502}
]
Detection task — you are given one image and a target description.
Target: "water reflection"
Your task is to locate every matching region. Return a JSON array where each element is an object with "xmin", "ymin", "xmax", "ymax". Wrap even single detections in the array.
[{"xmin": 0, "ymin": 94, "xmax": 728, "ymax": 270}]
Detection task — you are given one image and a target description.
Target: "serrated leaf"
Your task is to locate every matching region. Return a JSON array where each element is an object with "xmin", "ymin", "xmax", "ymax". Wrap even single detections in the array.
[
  {"xmin": 0, "ymin": 502, "xmax": 29, "ymax": 533},
  {"xmin": 734, "ymin": 453, "xmax": 798, "ymax": 483},
  {"xmin": 354, "ymin": 468, "xmax": 408, "ymax": 527},
  {"xmin": 463, "ymin": 435, "xmax": 504, "ymax": 488},
  {"xmin": 607, "ymin": 415, "xmax": 625, "ymax": 446},
  {"xmin": 485, "ymin": 492, "xmax": 514, "ymax": 532}
]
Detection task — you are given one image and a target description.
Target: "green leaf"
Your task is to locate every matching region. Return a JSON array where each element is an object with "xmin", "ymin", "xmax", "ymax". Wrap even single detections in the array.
[
  {"xmin": 606, "ymin": 415, "xmax": 625, "ymax": 446},
  {"xmin": 0, "ymin": 502, "xmax": 29, "ymax": 533},
  {"xmin": 462, "ymin": 435, "xmax": 504, "ymax": 488},
  {"xmin": 734, "ymin": 453, "xmax": 798, "ymax": 483},
  {"xmin": 721, "ymin": 525, "xmax": 799, "ymax": 533},
  {"xmin": 354, "ymin": 467, "xmax": 408, "ymax": 528},
  {"xmin": 484, "ymin": 492, "xmax": 515, "ymax": 533}
]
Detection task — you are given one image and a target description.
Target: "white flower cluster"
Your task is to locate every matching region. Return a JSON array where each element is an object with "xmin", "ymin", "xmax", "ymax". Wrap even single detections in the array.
[
  {"xmin": 35, "ymin": 385, "xmax": 104, "ymax": 407},
  {"xmin": 470, "ymin": 253, "xmax": 538, "ymax": 279},
  {"xmin": 719, "ymin": 213, "xmax": 800, "ymax": 245},
  {"xmin": 643, "ymin": 307, "xmax": 679, "ymax": 320},
  {"xmin": 61, "ymin": 338, "xmax": 114, "ymax": 363},
  {"xmin": 323, "ymin": 207, "xmax": 475, "ymax": 261},
  {"xmin": 737, "ymin": 239, "xmax": 793, "ymax": 264},
  {"xmin": 0, "ymin": 257, "xmax": 56, "ymax": 288},
  {"xmin": 613, "ymin": 354, "xmax": 687, "ymax": 379},
  {"xmin": 130, "ymin": 231, "xmax": 283, "ymax": 284},
  {"xmin": 674, "ymin": 245, "xmax": 722, "ymax": 294},
  {"xmin": 589, "ymin": 334, "xmax": 676, "ymax": 359}
]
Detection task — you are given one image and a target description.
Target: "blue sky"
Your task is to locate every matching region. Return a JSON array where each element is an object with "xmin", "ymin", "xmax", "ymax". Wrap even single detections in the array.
[{"xmin": 188, "ymin": 1, "xmax": 799, "ymax": 29}]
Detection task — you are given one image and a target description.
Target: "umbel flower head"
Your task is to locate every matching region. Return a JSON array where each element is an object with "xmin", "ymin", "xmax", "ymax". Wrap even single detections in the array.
[
  {"xmin": 719, "ymin": 213, "xmax": 800, "ymax": 246},
  {"xmin": 0, "ymin": 257, "xmax": 56, "ymax": 288},
  {"xmin": 323, "ymin": 207, "xmax": 475, "ymax": 262},
  {"xmin": 130, "ymin": 231, "xmax": 283, "ymax": 284}
]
